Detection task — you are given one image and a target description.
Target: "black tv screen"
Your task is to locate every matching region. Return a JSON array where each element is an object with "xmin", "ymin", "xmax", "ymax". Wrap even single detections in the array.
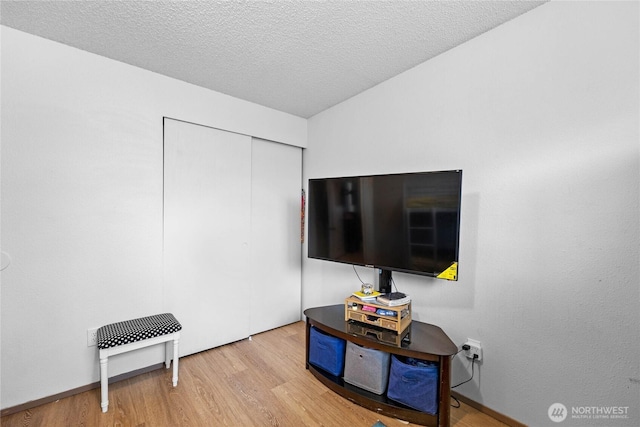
[{"xmin": 308, "ymin": 170, "xmax": 462, "ymax": 281}]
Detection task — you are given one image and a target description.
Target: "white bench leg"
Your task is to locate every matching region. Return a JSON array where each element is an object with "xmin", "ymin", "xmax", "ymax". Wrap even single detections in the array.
[
  {"xmin": 100, "ymin": 356, "xmax": 109, "ymax": 413},
  {"xmin": 172, "ymin": 337, "xmax": 179, "ymax": 387},
  {"xmin": 164, "ymin": 341, "xmax": 171, "ymax": 369}
]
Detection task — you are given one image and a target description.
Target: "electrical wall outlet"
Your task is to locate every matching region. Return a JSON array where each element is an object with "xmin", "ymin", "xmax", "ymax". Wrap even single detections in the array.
[
  {"xmin": 464, "ymin": 338, "xmax": 482, "ymax": 361},
  {"xmin": 87, "ymin": 327, "xmax": 98, "ymax": 347}
]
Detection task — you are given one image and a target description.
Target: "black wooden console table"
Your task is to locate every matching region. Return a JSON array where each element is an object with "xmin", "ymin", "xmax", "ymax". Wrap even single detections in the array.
[{"xmin": 304, "ymin": 304, "xmax": 457, "ymax": 427}]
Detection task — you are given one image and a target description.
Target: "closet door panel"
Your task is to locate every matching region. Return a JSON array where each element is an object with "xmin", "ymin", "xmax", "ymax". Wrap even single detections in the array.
[
  {"xmin": 164, "ymin": 118, "xmax": 251, "ymax": 355},
  {"xmin": 249, "ymin": 139, "xmax": 302, "ymax": 334}
]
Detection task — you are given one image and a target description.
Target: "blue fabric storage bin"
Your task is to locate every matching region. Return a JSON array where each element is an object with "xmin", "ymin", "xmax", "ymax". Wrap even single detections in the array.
[
  {"xmin": 387, "ymin": 355, "xmax": 439, "ymax": 414},
  {"xmin": 308, "ymin": 326, "xmax": 346, "ymax": 376}
]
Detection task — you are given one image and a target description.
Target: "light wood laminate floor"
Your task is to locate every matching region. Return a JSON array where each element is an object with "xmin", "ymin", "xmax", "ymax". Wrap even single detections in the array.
[{"xmin": 1, "ymin": 321, "xmax": 508, "ymax": 427}]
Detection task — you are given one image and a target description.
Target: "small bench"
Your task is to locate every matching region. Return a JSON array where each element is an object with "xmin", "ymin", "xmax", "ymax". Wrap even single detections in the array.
[{"xmin": 97, "ymin": 313, "xmax": 182, "ymax": 413}]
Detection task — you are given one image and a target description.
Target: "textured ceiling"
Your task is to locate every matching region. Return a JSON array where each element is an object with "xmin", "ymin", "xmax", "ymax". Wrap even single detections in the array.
[{"xmin": 1, "ymin": 0, "xmax": 547, "ymax": 118}]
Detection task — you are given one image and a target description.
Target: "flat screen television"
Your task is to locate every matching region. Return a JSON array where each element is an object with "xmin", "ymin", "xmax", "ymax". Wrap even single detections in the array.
[{"xmin": 308, "ymin": 170, "xmax": 462, "ymax": 292}]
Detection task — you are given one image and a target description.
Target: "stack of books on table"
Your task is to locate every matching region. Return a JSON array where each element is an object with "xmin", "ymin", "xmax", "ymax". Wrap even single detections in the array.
[
  {"xmin": 351, "ymin": 290, "xmax": 381, "ymax": 302},
  {"xmin": 376, "ymin": 292, "xmax": 411, "ymax": 306}
]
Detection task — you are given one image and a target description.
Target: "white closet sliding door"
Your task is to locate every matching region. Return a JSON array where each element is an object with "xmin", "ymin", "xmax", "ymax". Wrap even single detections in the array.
[
  {"xmin": 164, "ymin": 118, "xmax": 251, "ymax": 356},
  {"xmin": 249, "ymin": 139, "xmax": 302, "ymax": 334}
]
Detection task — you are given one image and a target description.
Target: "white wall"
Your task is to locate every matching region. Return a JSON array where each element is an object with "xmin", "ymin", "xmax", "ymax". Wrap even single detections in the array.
[
  {"xmin": 0, "ymin": 26, "xmax": 306, "ymax": 409},
  {"xmin": 303, "ymin": 2, "xmax": 639, "ymax": 426}
]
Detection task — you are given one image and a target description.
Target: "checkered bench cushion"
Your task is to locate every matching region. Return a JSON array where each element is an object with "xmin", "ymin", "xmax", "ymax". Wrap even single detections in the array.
[{"xmin": 97, "ymin": 313, "xmax": 182, "ymax": 350}]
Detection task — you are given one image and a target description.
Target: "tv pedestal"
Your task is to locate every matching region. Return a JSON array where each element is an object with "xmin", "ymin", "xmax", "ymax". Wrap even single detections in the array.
[{"xmin": 304, "ymin": 304, "xmax": 457, "ymax": 427}]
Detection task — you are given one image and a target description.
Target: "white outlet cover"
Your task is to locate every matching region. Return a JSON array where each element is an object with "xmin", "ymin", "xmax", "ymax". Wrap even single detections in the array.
[
  {"xmin": 465, "ymin": 338, "xmax": 482, "ymax": 361},
  {"xmin": 87, "ymin": 328, "xmax": 98, "ymax": 346}
]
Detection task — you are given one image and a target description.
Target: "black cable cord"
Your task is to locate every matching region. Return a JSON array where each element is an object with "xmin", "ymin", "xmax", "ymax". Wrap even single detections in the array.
[
  {"xmin": 352, "ymin": 265, "xmax": 365, "ymax": 284},
  {"xmin": 391, "ymin": 275, "xmax": 399, "ymax": 293},
  {"xmin": 451, "ymin": 346, "xmax": 475, "ymax": 408},
  {"xmin": 451, "ymin": 355, "xmax": 477, "ymax": 389},
  {"xmin": 451, "ymin": 394, "xmax": 461, "ymax": 408}
]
